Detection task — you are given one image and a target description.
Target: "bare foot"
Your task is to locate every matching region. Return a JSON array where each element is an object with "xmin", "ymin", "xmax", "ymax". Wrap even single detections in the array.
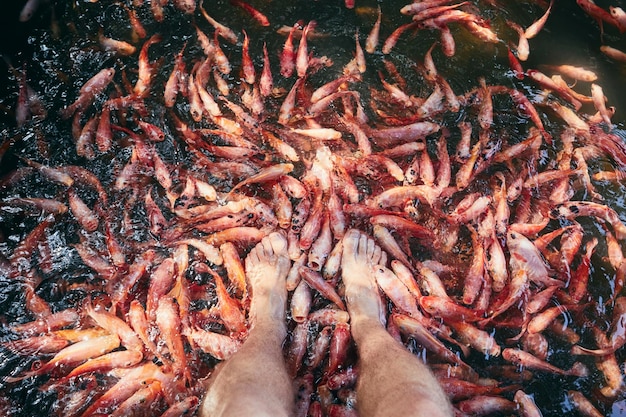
[
  {"xmin": 341, "ymin": 229, "xmax": 387, "ymax": 325},
  {"xmin": 246, "ymin": 232, "xmax": 291, "ymax": 324}
]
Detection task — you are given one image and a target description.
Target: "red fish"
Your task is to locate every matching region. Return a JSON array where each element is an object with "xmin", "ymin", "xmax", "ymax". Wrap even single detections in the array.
[{"xmin": 230, "ymin": 0, "xmax": 270, "ymax": 26}]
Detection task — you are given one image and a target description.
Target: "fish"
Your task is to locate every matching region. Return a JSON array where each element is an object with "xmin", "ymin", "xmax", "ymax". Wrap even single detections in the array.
[
  {"xmin": 6, "ymin": 334, "xmax": 121, "ymax": 381},
  {"xmin": 241, "ymin": 30, "xmax": 256, "ymax": 85},
  {"xmin": 280, "ymin": 22, "xmax": 299, "ymax": 78},
  {"xmin": 230, "ymin": 0, "xmax": 270, "ymax": 26},
  {"xmin": 296, "ymin": 22, "xmax": 312, "ymax": 78},
  {"xmin": 260, "ymin": 43, "xmax": 273, "ymax": 97},
  {"xmin": 300, "ymin": 266, "xmax": 346, "ymax": 310},
  {"xmin": 225, "ymin": 163, "xmax": 295, "ymax": 201},
  {"xmin": 20, "ymin": 0, "xmax": 46, "ymax": 22},
  {"xmin": 502, "ymin": 348, "xmax": 588, "ymax": 377},
  {"xmin": 173, "ymin": 0, "xmax": 196, "ymax": 14},
  {"xmin": 600, "ymin": 45, "xmax": 626, "ymax": 62},
  {"xmin": 199, "ymin": 1, "xmax": 238, "ymax": 43},
  {"xmin": 155, "ymin": 297, "xmax": 192, "ymax": 383},
  {"xmin": 610, "ymin": 6, "xmax": 626, "ymax": 32},
  {"xmin": 577, "ymin": 0, "xmax": 619, "ymax": 33},
  {"xmin": 365, "ymin": 7, "xmax": 382, "ymax": 53},
  {"xmin": 525, "ymin": 0, "xmax": 554, "ymax": 39},
  {"xmin": 98, "ymin": 31, "xmax": 136, "ymax": 56},
  {"xmin": 567, "ymin": 391, "xmax": 604, "ymax": 417},
  {"xmin": 60, "ymin": 68, "xmax": 115, "ymax": 119},
  {"xmin": 541, "ymin": 64, "xmax": 597, "ymax": 82},
  {"xmin": 134, "ymin": 34, "xmax": 162, "ymax": 97}
]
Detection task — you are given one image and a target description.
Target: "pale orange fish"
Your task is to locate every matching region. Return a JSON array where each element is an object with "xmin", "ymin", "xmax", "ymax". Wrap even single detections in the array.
[
  {"xmin": 260, "ymin": 42, "xmax": 273, "ymax": 97},
  {"xmin": 78, "ymin": 362, "xmax": 164, "ymax": 416},
  {"xmin": 462, "ymin": 228, "xmax": 485, "ymax": 306},
  {"xmin": 374, "ymin": 266, "xmax": 421, "ymax": 317},
  {"xmin": 84, "ymin": 303, "xmax": 144, "ymax": 353},
  {"xmin": 298, "ymin": 191, "xmax": 323, "ymax": 250},
  {"xmin": 541, "ymin": 64, "xmax": 597, "ymax": 82},
  {"xmin": 161, "ymin": 397, "xmax": 200, "ymax": 417},
  {"xmin": 110, "ymin": 380, "xmax": 162, "ymax": 417},
  {"xmin": 155, "ymin": 297, "xmax": 192, "ymax": 384},
  {"xmin": 199, "ymin": 1, "xmax": 238, "ymax": 43},
  {"xmin": 300, "ymin": 266, "xmax": 346, "ymax": 310},
  {"xmin": 448, "ymin": 321, "xmax": 501, "ymax": 357},
  {"xmin": 436, "ymin": 24, "xmax": 456, "ymax": 56},
  {"xmin": 354, "ymin": 29, "xmax": 366, "ymax": 73},
  {"xmin": 524, "ymin": 0, "xmax": 553, "ymax": 38},
  {"xmin": 502, "ymin": 348, "xmax": 588, "ymax": 376},
  {"xmin": 507, "ymin": 230, "xmax": 564, "ymax": 288},
  {"xmin": 308, "ymin": 213, "xmax": 332, "ymax": 271},
  {"xmin": 280, "ymin": 22, "xmax": 299, "ymax": 78},
  {"xmin": 208, "ymin": 268, "xmax": 247, "ymax": 335},
  {"xmin": 291, "ymin": 280, "xmax": 312, "ymax": 323},
  {"xmin": 552, "ymin": 201, "xmax": 626, "ymax": 240},
  {"xmin": 528, "ymin": 69, "xmax": 582, "ymax": 110},
  {"xmin": 128, "ymin": 300, "xmax": 171, "ymax": 368},
  {"xmin": 419, "ymin": 295, "xmax": 480, "ymax": 322},
  {"xmin": 522, "ymin": 332, "xmax": 549, "ymax": 361},
  {"xmin": 241, "ymin": 30, "xmax": 256, "ymax": 85},
  {"xmin": 279, "ymin": 78, "xmax": 304, "ymax": 125},
  {"xmin": 63, "ymin": 350, "xmax": 143, "ymax": 381},
  {"xmin": 213, "ymin": 32, "xmax": 232, "ymax": 75},
  {"xmin": 567, "ymin": 390, "xmax": 604, "ymax": 417},
  {"xmin": 365, "ymin": 6, "xmax": 382, "ymax": 53},
  {"xmin": 610, "ymin": 6, "xmax": 626, "ymax": 32},
  {"xmin": 98, "ymin": 30, "xmax": 136, "ymax": 56},
  {"xmin": 457, "ymin": 396, "xmax": 517, "ymax": 416},
  {"xmin": 322, "ymin": 239, "xmax": 343, "ymax": 281},
  {"xmin": 226, "ymin": 163, "xmax": 294, "ymax": 200},
  {"xmin": 60, "ymin": 68, "xmax": 115, "ymax": 119},
  {"xmin": 308, "ymin": 308, "xmax": 350, "ymax": 326},
  {"xmin": 146, "ymin": 258, "xmax": 175, "ymax": 321},
  {"xmin": 327, "ymin": 191, "xmax": 346, "ymax": 240},
  {"xmin": 308, "ymin": 326, "xmax": 332, "ymax": 369},
  {"xmin": 95, "ymin": 104, "xmax": 111, "ymax": 152},
  {"xmin": 296, "ymin": 21, "xmax": 312, "ymax": 78},
  {"xmin": 7, "ymin": 334, "xmax": 120, "ymax": 382},
  {"xmin": 2, "ymin": 334, "xmax": 69, "ymax": 355},
  {"xmin": 393, "ymin": 313, "xmax": 471, "ymax": 370},
  {"xmin": 382, "ymin": 22, "xmax": 418, "ymax": 54},
  {"xmin": 67, "ymin": 188, "xmax": 98, "ymax": 232},
  {"xmin": 122, "ymin": 3, "xmax": 146, "ymax": 41},
  {"xmin": 591, "ymin": 83, "xmax": 612, "ymax": 126},
  {"xmin": 133, "ymin": 34, "xmax": 162, "ymax": 98}
]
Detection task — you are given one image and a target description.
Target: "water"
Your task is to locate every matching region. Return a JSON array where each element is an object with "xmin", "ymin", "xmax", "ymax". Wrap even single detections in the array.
[{"xmin": 2, "ymin": 0, "xmax": 626, "ymax": 416}]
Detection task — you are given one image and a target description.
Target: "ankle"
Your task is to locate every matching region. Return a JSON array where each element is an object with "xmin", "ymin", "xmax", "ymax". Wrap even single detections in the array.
[{"xmin": 350, "ymin": 315, "xmax": 387, "ymax": 345}]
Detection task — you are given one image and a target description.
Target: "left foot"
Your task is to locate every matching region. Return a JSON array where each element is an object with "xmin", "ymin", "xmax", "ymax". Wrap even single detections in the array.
[
  {"xmin": 341, "ymin": 229, "xmax": 387, "ymax": 325},
  {"xmin": 245, "ymin": 232, "xmax": 291, "ymax": 323}
]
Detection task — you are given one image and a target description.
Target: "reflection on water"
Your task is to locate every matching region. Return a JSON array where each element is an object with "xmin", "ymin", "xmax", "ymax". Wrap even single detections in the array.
[{"xmin": 1, "ymin": 0, "xmax": 626, "ymax": 416}]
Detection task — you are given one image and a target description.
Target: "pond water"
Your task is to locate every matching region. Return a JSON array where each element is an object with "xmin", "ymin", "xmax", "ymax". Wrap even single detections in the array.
[{"xmin": 1, "ymin": 0, "xmax": 626, "ymax": 416}]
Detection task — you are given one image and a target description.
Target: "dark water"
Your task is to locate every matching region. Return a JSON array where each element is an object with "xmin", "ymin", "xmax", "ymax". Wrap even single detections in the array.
[{"xmin": 1, "ymin": 0, "xmax": 626, "ymax": 416}]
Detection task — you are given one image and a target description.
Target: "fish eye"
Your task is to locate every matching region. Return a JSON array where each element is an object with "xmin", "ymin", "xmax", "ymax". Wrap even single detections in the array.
[{"xmin": 510, "ymin": 233, "xmax": 517, "ymax": 239}]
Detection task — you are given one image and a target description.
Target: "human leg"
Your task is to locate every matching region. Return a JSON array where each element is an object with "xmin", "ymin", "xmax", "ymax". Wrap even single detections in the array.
[
  {"xmin": 341, "ymin": 229, "xmax": 453, "ymax": 417},
  {"xmin": 199, "ymin": 232, "xmax": 294, "ymax": 417}
]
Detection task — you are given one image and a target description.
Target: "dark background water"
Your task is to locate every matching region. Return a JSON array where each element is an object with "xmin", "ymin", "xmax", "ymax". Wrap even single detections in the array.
[{"xmin": 2, "ymin": 0, "xmax": 626, "ymax": 416}]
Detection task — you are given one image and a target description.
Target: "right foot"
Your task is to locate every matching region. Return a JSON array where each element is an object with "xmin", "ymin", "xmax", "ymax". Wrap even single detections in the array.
[
  {"xmin": 245, "ymin": 232, "xmax": 291, "ymax": 323},
  {"xmin": 341, "ymin": 229, "xmax": 387, "ymax": 325}
]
